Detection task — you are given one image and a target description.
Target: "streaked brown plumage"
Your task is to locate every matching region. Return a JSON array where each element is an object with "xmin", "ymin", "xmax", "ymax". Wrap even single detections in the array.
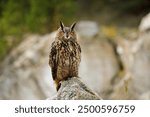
[{"xmin": 49, "ymin": 21, "xmax": 81, "ymax": 91}]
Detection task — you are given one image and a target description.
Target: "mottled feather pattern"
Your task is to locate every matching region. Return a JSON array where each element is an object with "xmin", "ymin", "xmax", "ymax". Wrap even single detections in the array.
[
  {"xmin": 49, "ymin": 39, "xmax": 81, "ymax": 80},
  {"xmin": 49, "ymin": 21, "xmax": 81, "ymax": 91}
]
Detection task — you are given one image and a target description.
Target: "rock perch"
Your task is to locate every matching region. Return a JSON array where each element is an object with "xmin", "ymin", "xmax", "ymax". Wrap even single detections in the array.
[{"xmin": 49, "ymin": 77, "xmax": 102, "ymax": 100}]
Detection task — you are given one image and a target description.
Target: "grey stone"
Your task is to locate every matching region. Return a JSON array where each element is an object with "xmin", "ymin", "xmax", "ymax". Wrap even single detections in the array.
[
  {"xmin": 50, "ymin": 77, "xmax": 102, "ymax": 100},
  {"xmin": 139, "ymin": 12, "xmax": 150, "ymax": 32},
  {"xmin": 76, "ymin": 21, "xmax": 99, "ymax": 37}
]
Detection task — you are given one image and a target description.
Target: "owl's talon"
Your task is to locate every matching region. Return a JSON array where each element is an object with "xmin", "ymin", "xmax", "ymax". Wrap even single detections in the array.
[{"xmin": 56, "ymin": 83, "xmax": 61, "ymax": 91}]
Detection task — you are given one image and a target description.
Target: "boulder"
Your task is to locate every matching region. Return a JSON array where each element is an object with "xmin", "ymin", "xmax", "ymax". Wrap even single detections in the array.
[
  {"xmin": 50, "ymin": 77, "xmax": 102, "ymax": 100},
  {"xmin": 110, "ymin": 17, "xmax": 150, "ymax": 99},
  {"xmin": 76, "ymin": 21, "xmax": 99, "ymax": 37},
  {"xmin": 79, "ymin": 38, "xmax": 119, "ymax": 96},
  {"xmin": 0, "ymin": 33, "xmax": 56, "ymax": 99},
  {"xmin": 131, "ymin": 33, "xmax": 150, "ymax": 99},
  {"xmin": 139, "ymin": 12, "xmax": 150, "ymax": 32}
]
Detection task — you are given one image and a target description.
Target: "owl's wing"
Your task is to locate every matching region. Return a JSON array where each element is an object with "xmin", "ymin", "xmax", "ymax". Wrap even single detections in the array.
[
  {"xmin": 49, "ymin": 42, "xmax": 57, "ymax": 80},
  {"xmin": 76, "ymin": 42, "xmax": 81, "ymax": 62},
  {"xmin": 77, "ymin": 43, "xmax": 81, "ymax": 53}
]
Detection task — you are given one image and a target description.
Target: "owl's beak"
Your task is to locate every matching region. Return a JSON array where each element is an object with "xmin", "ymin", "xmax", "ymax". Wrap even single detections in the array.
[{"xmin": 64, "ymin": 33, "xmax": 69, "ymax": 39}]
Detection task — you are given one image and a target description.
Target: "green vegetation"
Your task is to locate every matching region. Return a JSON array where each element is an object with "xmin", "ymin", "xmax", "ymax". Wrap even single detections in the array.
[
  {"xmin": 0, "ymin": 0, "xmax": 77, "ymax": 60},
  {"xmin": 0, "ymin": 0, "xmax": 77, "ymax": 35},
  {"xmin": 0, "ymin": 38, "xmax": 7, "ymax": 59}
]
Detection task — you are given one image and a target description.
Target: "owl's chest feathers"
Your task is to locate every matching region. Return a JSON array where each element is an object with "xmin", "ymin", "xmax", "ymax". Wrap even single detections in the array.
[{"xmin": 55, "ymin": 40, "xmax": 80, "ymax": 67}]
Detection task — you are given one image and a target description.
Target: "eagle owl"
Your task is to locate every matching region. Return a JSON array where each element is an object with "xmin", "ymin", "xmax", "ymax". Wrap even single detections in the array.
[{"xmin": 49, "ymin": 21, "xmax": 81, "ymax": 91}]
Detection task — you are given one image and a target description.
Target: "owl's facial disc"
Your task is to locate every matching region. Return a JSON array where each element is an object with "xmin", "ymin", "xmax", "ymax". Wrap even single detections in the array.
[{"xmin": 64, "ymin": 27, "xmax": 71, "ymax": 39}]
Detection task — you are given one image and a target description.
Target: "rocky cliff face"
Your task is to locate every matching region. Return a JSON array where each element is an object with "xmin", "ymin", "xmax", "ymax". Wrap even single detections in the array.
[
  {"xmin": 0, "ymin": 13, "xmax": 150, "ymax": 99},
  {"xmin": 110, "ymin": 13, "xmax": 150, "ymax": 99},
  {"xmin": 0, "ymin": 33, "xmax": 56, "ymax": 99}
]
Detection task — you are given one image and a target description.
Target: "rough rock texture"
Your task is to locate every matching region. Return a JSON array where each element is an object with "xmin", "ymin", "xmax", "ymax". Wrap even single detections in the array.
[{"xmin": 50, "ymin": 77, "xmax": 101, "ymax": 100}]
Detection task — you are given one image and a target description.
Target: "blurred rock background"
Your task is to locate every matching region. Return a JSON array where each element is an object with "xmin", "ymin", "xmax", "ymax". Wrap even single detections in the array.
[{"xmin": 0, "ymin": 0, "xmax": 150, "ymax": 99}]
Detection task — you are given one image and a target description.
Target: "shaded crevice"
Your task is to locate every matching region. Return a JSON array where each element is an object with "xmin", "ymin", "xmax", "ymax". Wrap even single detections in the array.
[{"xmin": 106, "ymin": 38, "xmax": 125, "ymax": 85}]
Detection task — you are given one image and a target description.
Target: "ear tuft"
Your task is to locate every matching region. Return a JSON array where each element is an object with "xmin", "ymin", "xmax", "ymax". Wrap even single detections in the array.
[
  {"xmin": 70, "ymin": 22, "xmax": 76, "ymax": 31},
  {"xmin": 60, "ymin": 21, "xmax": 64, "ymax": 31}
]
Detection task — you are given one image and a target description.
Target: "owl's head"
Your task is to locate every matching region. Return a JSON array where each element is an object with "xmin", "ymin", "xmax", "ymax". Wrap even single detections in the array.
[{"xmin": 56, "ymin": 21, "xmax": 77, "ymax": 40}]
